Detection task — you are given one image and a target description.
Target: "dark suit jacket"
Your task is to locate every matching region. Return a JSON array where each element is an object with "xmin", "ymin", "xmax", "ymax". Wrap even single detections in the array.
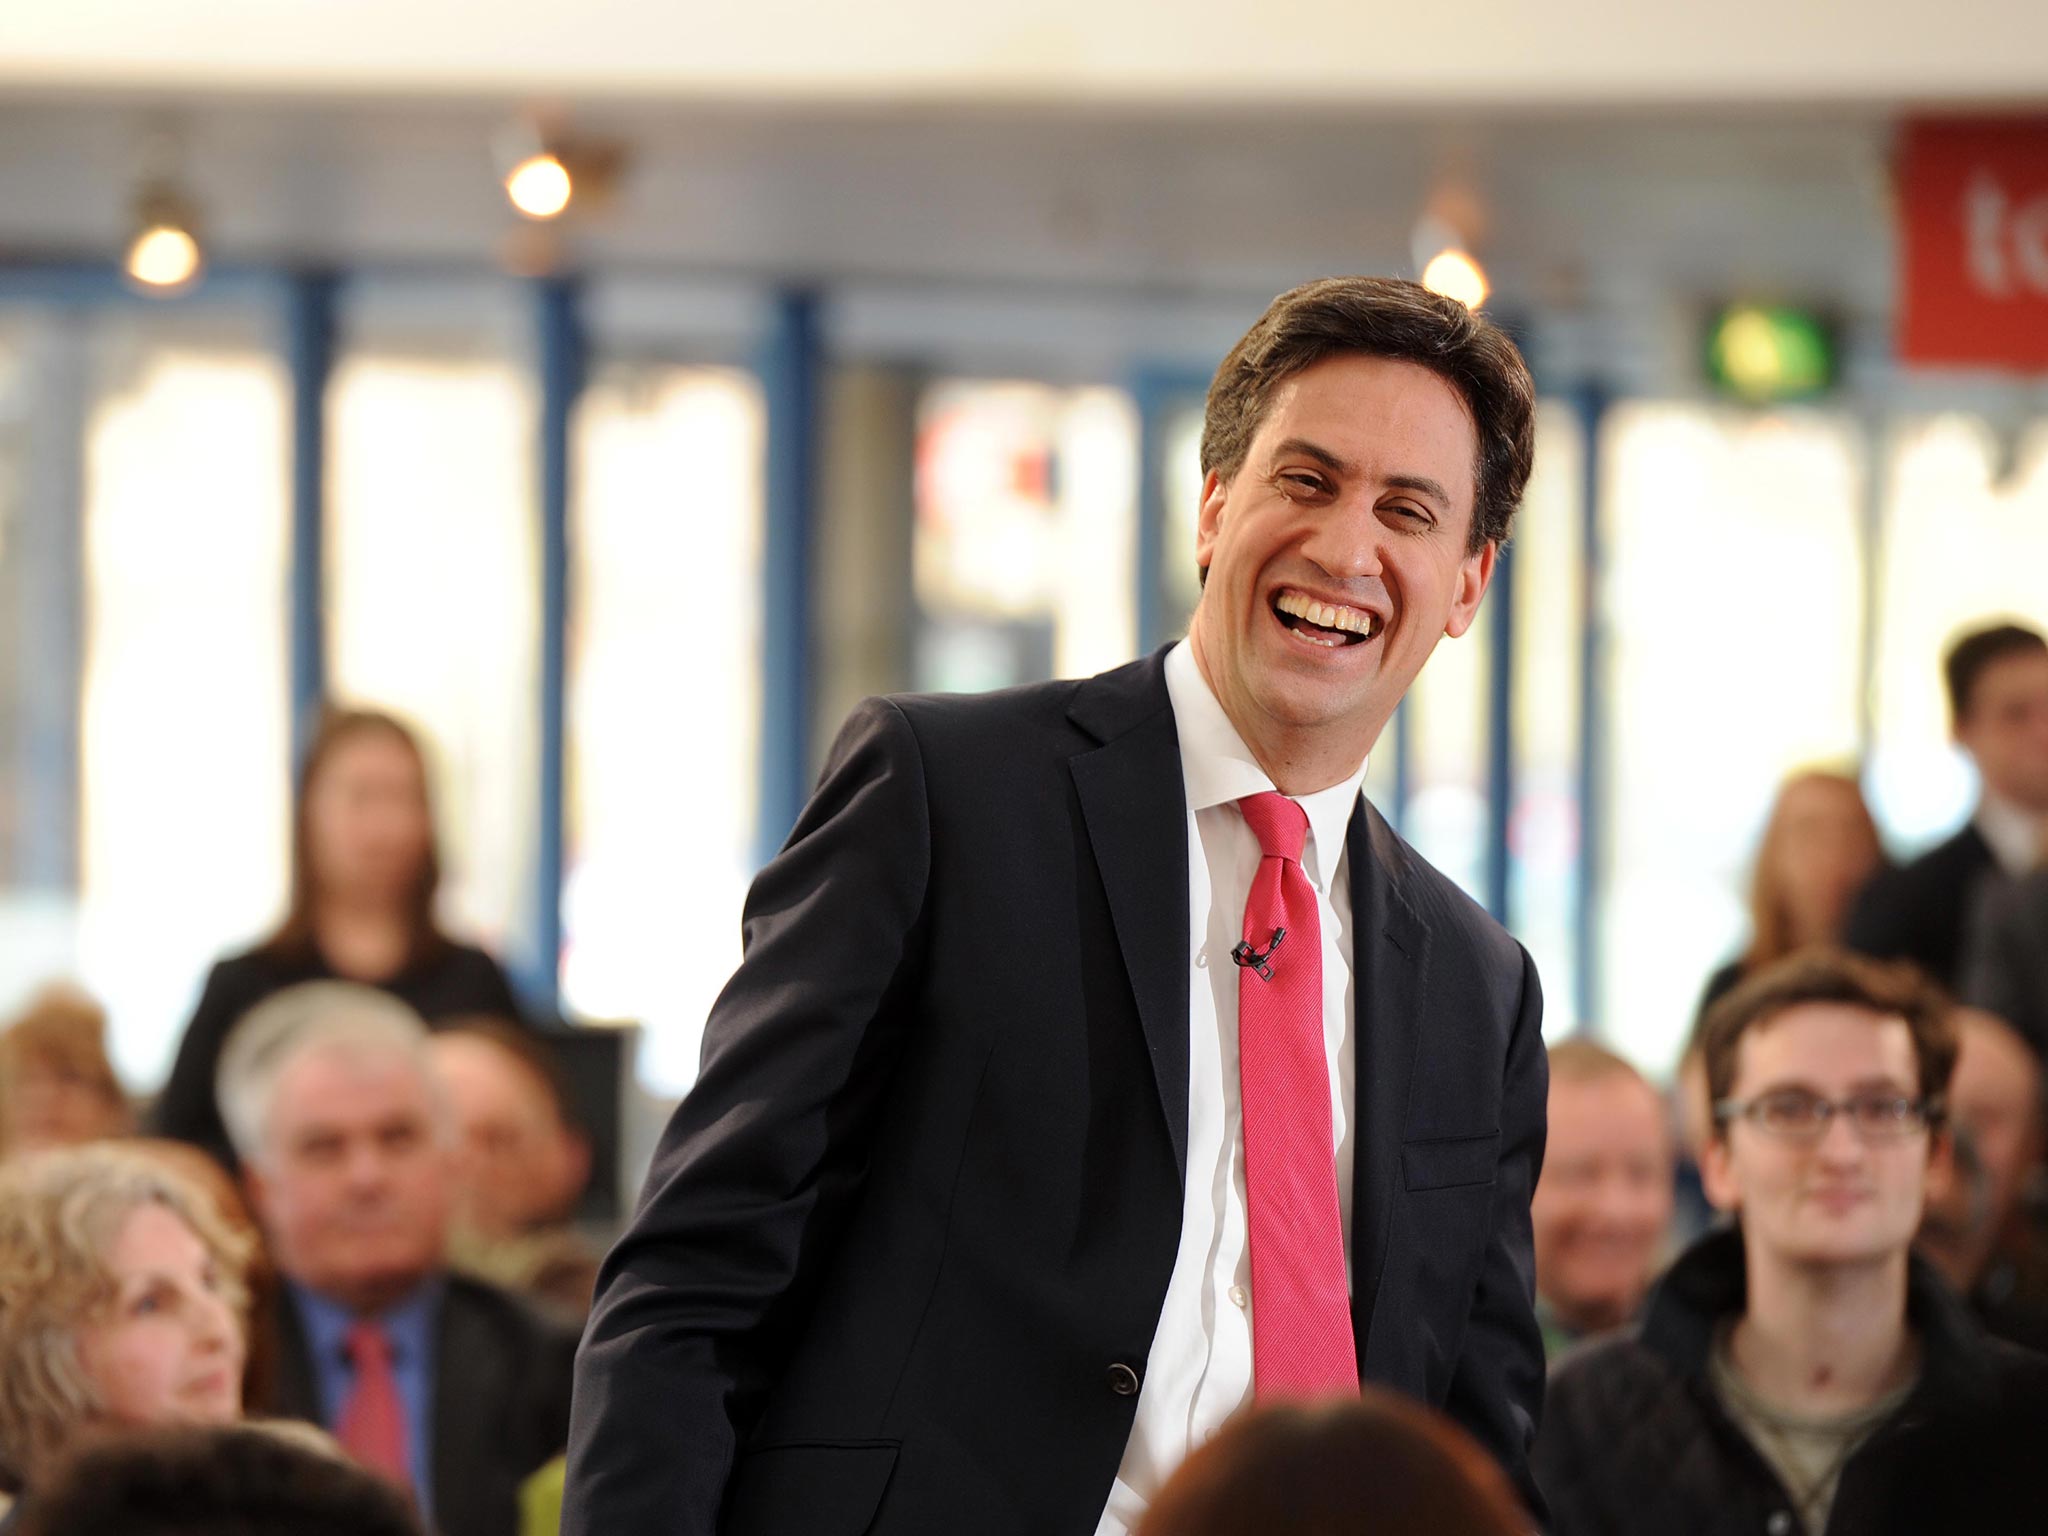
[
  {"xmin": 269, "ymin": 1273, "xmax": 577, "ymax": 1536},
  {"xmin": 153, "ymin": 941, "xmax": 524, "ymax": 1170},
  {"xmin": 1963, "ymin": 868, "xmax": 2048, "ymax": 1062},
  {"xmin": 1844, "ymin": 823, "xmax": 1996, "ymax": 990},
  {"xmin": 564, "ymin": 651, "xmax": 1548, "ymax": 1536}
]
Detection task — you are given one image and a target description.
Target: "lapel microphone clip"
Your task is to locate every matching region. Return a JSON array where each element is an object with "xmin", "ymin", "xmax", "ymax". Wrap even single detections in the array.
[{"xmin": 1231, "ymin": 927, "xmax": 1287, "ymax": 981}]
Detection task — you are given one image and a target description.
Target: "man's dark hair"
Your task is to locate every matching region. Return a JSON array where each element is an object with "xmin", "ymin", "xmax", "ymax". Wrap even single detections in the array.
[
  {"xmin": 1137, "ymin": 1393, "xmax": 1526, "ymax": 1536},
  {"xmin": 1199, "ymin": 276, "xmax": 1537, "ymax": 559},
  {"xmin": 1699, "ymin": 948, "xmax": 1959, "ymax": 1126},
  {"xmin": 15, "ymin": 1424, "xmax": 425, "ymax": 1536},
  {"xmin": 1945, "ymin": 622, "xmax": 2048, "ymax": 727}
]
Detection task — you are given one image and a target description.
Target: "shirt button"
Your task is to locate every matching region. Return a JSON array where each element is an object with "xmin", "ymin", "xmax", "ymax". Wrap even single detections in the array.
[
  {"xmin": 1766, "ymin": 1513, "xmax": 1794, "ymax": 1536},
  {"xmin": 1228, "ymin": 1285, "xmax": 1249, "ymax": 1309},
  {"xmin": 1106, "ymin": 1362, "xmax": 1141, "ymax": 1396}
]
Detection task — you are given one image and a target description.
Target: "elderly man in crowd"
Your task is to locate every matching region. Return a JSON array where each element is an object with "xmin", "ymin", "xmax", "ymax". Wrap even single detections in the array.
[
  {"xmin": 1530, "ymin": 1040, "xmax": 1675, "ymax": 1359},
  {"xmin": 1534, "ymin": 951, "xmax": 2048, "ymax": 1536},
  {"xmin": 1917, "ymin": 1007, "xmax": 2048, "ymax": 1352},
  {"xmin": 218, "ymin": 983, "xmax": 575, "ymax": 1536},
  {"xmin": 426, "ymin": 1019, "xmax": 598, "ymax": 1319}
]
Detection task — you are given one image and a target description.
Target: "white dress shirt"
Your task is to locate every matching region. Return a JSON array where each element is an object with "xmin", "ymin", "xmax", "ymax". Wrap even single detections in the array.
[
  {"xmin": 1976, "ymin": 789, "xmax": 2045, "ymax": 877},
  {"xmin": 1094, "ymin": 638, "xmax": 1370, "ymax": 1536}
]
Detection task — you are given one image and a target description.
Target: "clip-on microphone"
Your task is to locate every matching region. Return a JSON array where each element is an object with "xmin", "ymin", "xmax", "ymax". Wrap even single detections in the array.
[{"xmin": 1231, "ymin": 926, "xmax": 1287, "ymax": 981}]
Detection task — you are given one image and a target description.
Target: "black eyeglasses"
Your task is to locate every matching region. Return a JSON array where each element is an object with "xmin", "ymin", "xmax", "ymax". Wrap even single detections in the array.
[{"xmin": 1713, "ymin": 1089, "xmax": 1944, "ymax": 1143}]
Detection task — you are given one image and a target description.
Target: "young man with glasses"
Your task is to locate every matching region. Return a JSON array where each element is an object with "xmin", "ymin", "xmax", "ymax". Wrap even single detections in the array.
[{"xmin": 1532, "ymin": 950, "xmax": 2048, "ymax": 1536}]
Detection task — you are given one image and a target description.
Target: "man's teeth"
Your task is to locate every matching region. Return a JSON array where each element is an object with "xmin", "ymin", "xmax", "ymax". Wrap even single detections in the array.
[{"xmin": 1274, "ymin": 591, "xmax": 1378, "ymax": 638}]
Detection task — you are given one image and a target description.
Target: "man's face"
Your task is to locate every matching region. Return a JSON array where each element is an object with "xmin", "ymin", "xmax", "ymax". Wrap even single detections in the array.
[
  {"xmin": 1189, "ymin": 354, "xmax": 1493, "ymax": 776},
  {"xmin": 1956, "ymin": 648, "xmax": 2048, "ymax": 813},
  {"xmin": 1703, "ymin": 1004, "xmax": 1934, "ymax": 1272},
  {"xmin": 429, "ymin": 1033, "xmax": 588, "ymax": 1239},
  {"xmin": 246, "ymin": 1044, "xmax": 453, "ymax": 1312},
  {"xmin": 1532, "ymin": 1072, "xmax": 1675, "ymax": 1331},
  {"xmin": 1947, "ymin": 1012, "xmax": 2044, "ymax": 1231}
]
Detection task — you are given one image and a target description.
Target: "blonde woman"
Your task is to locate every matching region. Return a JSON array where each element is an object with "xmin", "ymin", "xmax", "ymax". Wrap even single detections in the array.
[{"xmin": 0, "ymin": 1145, "xmax": 250, "ymax": 1521}]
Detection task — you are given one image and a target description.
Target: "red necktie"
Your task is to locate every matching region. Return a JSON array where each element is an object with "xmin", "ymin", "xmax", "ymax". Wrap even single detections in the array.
[
  {"xmin": 337, "ymin": 1319, "xmax": 411, "ymax": 1490},
  {"xmin": 1235, "ymin": 791, "xmax": 1358, "ymax": 1399}
]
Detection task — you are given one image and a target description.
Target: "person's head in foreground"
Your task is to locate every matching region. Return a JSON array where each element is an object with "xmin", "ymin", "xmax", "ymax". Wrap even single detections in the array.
[
  {"xmin": 1944, "ymin": 622, "xmax": 2048, "ymax": 817},
  {"xmin": 217, "ymin": 983, "xmax": 453, "ymax": 1313},
  {"xmin": 1135, "ymin": 1392, "xmax": 1526, "ymax": 1536},
  {"xmin": 0, "ymin": 1144, "xmax": 250, "ymax": 1491},
  {"xmin": 1532, "ymin": 1040, "xmax": 1675, "ymax": 1346},
  {"xmin": 1188, "ymin": 275, "xmax": 1534, "ymax": 792},
  {"xmin": 13, "ymin": 1420, "xmax": 424, "ymax": 1536}
]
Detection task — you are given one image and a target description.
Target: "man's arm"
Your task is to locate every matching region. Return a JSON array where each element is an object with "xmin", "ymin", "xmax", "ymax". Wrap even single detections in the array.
[
  {"xmin": 561, "ymin": 697, "xmax": 933, "ymax": 1536},
  {"xmin": 1445, "ymin": 943, "xmax": 1549, "ymax": 1521}
]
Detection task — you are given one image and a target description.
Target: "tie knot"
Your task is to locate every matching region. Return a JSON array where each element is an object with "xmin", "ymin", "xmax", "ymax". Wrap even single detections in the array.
[
  {"xmin": 345, "ymin": 1319, "xmax": 394, "ymax": 1370},
  {"xmin": 1238, "ymin": 792, "xmax": 1308, "ymax": 863}
]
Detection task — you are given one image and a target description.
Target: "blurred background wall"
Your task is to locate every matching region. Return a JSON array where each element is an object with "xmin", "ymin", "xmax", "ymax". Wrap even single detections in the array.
[{"xmin": 1, "ymin": 0, "xmax": 2044, "ymax": 1106}]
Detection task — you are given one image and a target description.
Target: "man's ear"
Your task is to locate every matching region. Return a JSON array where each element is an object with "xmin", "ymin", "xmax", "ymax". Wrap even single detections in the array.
[
  {"xmin": 1442, "ymin": 538, "xmax": 1498, "ymax": 640},
  {"xmin": 1193, "ymin": 469, "xmax": 1228, "ymax": 578},
  {"xmin": 1699, "ymin": 1133, "xmax": 1741, "ymax": 1214},
  {"xmin": 240, "ymin": 1161, "xmax": 271, "ymax": 1228},
  {"xmin": 1924, "ymin": 1128, "xmax": 1956, "ymax": 1202}
]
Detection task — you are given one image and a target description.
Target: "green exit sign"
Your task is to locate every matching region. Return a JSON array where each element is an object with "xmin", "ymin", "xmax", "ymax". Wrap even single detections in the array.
[{"xmin": 1706, "ymin": 305, "xmax": 1838, "ymax": 403}]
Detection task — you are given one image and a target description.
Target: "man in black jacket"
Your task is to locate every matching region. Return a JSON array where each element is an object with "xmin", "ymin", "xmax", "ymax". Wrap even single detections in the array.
[
  {"xmin": 565, "ymin": 278, "xmax": 1548, "ymax": 1535},
  {"xmin": 1534, "ymin": 951, "xmax": 2048, "ymax": 1536},
  {"xmin": 1846, "ymin": 622, "xmax": 2048, "ymax": 988}
]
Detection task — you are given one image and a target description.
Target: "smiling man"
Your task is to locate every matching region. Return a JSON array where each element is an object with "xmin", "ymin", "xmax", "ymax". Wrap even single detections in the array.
[
  {"xmin": 1534, "ymin": 951, "xmax": 2048, "ymax": 1536},
  {"xmin": 565, "ymin": 277, "xmax": 1548, "ymax": 1536}
]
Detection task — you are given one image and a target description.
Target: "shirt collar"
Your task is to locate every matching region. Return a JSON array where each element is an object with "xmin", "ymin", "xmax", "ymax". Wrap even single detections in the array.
[
  {"xmin": 1163, "ymin": 637, "xmax": 1369, "ymax": 891},
  {"xmin": 1975, "ymin": 790, "xmax": 2043, "ymax": 877},
  {"xmin": 290, "ymin": 1275, "xmax": 444, "ymax": 1368}
]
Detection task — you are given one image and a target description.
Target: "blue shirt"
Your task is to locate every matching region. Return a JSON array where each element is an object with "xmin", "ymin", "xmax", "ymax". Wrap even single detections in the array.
[{"xmin": 289, "ymin": 1277, "xmax": 443, "ymax": 1530}]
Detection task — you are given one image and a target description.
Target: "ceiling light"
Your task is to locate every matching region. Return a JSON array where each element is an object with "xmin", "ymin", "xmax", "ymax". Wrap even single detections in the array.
[
  {"xmin": 506, "ymin": 153, "xmax": 573, "ymax": 220},
  {"xmin": 1422, "ymin": 248, "xmax": 1490, "ymax": 311},
  {"xmin": 124, "ymin": 189, "xmax": 203, "ymax": 294}
]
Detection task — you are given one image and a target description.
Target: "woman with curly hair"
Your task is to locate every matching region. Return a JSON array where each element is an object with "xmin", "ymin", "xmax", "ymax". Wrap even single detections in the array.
[{"xmin": 0, "ymin": 1144, "xmax": 251, "ymax": 1524}]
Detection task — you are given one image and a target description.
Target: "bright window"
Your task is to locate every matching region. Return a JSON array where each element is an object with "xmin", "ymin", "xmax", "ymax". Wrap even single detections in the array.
[
  {"xmin": 912, "ymin": 381, "xmax": 1138, "ymax": 691},
  {"xmin": 560, "ymin": 363, "xmax": 765, "ymax": 1096},
  {"xmin": 325, "ymin": 304, "xmax": 539, "ymax": 965},
  {"xmin": 78, "ymin": 323, "xmax": 292, "ymax": 1086},
  {"xmin": 1866, "ymin": 415, "xmax": 2048, "ymax": 850},
  {"xmin": 1509, "ymin": 403, "xmax": 1587, "ymax": 1035},
  {"xmin": 1598, "ymin": 403, "xmax": 1865, "ymax": 1074}
]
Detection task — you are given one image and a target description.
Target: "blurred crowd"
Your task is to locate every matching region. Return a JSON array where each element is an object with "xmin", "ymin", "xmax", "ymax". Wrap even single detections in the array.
[{"xmin": 0, "ymin": 620, "xmax": 2043, "ymax": 1535}]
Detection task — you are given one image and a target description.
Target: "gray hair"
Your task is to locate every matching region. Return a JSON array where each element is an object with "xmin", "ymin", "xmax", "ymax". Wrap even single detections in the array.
[
  {"xmin": 0, "ymin": 1144, "xmax": 252, "ymax": 1489},
  {"xmin": 215, "ymin": 983, "xmax": 441, "ymax": 1169}
]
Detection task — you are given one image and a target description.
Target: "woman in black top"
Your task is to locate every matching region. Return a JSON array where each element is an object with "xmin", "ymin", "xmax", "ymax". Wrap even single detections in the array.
[{"xmin": 153, "ymin": 708, "xmax": 525, "ymax": 1169}]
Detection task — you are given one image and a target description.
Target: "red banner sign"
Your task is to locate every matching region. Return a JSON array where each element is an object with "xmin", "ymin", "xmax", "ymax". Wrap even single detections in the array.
[{"xmin": 1898, "ymin": 117, "xmax": 2048, "ymax": 371}]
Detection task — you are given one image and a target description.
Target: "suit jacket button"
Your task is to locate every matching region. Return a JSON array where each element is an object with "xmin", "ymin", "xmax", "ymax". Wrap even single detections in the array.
[{"xmin": 1106, "ymin": 1362, "xmax": 1141, "ymax": 1396}]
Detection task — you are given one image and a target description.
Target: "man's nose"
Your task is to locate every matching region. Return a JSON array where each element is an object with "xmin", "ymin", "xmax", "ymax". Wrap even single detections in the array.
[{"xmin": 1297, "ymin": 497, "xmax": 1386, "ymax": 581}]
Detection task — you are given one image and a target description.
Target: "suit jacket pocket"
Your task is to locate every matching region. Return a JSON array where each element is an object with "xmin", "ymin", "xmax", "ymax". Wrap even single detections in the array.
[
  {"xmin": 725, "ymin": 1440, "xmax": 900, "ymax": 1536},
  {"xmin": 1401, "ymin": 1131, "xmax": 1500, "ymax": 1192}
]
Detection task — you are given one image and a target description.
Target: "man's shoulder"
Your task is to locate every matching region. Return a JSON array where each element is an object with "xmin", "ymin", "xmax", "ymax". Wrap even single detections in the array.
[
  {"xmin": 1542, "ymin": 1329, "xmax": 1696, "ymax": 1443},
  {"xmin": 440, "ymin": 1271, "xmax": 581, "ymax": 1360},
  {"xmin": 1365, "ymin": 806, "xmax": 1525, "ymax": 973},
  {"xmin": 836, "ymin": 652, "xmax": 1172, "ymax": 782},
  {"xmin": 1880, "ymin": 824, "xmax": 1993, "ymax": 894}
]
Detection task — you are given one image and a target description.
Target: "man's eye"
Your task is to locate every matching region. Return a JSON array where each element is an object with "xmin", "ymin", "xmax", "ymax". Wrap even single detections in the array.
[{"xmin": 1282, "ymin": 473, "xmax": 1328, "ymax": 496}]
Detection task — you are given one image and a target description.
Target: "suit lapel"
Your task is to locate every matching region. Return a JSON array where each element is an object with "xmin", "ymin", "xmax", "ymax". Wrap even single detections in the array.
[
  {"xmin": 1067, "ymin": 651, "xmax": 1193, "ymax": 1180},
  {"xmin": 1345, "ymin": 798, "xmax": 1432, "ymax": 1363}
]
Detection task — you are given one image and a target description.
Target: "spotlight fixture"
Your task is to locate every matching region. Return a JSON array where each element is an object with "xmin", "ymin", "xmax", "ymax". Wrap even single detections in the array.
[
  {"xmin": 1421, "ymin": 248, "xmax": 1489, "ymax": 312},
  {"xmin": 506, "ymin": 152, "xmax": 574, "ymax": 221},
  {"xmin": 124, "ymin": 186, "xmax": 203, "ymax": 294}
]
